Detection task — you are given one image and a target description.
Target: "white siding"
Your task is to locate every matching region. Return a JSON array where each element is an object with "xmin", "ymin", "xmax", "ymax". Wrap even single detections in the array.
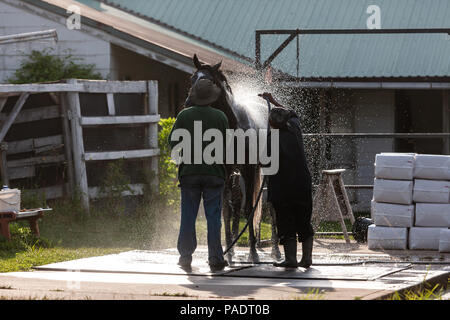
[{"xmin": 0, "ymin": 0, "xmax": 111, "ymax": 83}]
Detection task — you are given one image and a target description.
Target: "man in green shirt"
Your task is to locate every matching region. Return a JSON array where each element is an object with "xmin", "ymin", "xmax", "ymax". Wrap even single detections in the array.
[{"xmin": 168, "ymin": 79, "xmax": 229, "ymax": 272}]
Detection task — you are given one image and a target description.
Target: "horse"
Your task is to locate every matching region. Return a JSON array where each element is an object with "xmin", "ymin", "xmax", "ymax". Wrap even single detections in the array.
[{"xmin": 186, "ymin": 54, "xmax": 280, "ymax": 263}]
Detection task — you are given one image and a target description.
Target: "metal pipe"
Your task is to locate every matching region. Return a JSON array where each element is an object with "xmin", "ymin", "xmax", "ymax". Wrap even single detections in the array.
[
  {"xmin": 0, "ymin": 29, "xmax": 58, "ymax": 45},
  {"xmin": 256, "ymin": 28, "xmax": 450, "ymax": 35},
  {"xmin": 279, "ymin": 81, "xmax": 450, "ymax": 89},
  {"xmin": 303, "ymin": 133, "xmax": 450, "ymax": 138}
]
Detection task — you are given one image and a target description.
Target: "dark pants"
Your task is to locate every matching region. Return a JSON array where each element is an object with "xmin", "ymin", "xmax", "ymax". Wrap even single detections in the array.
[
  {"xmin": 272, "ymin": 200, "xmax": 314, "ymax": 245},
  {"xmin": 178, "ymin": 175, "xmax": 225, "ymax": 265}
]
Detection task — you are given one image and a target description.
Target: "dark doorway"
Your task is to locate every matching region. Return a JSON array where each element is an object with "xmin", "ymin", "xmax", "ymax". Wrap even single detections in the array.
[{"xmin": 395, "ymin": 90, "xmax": 443, "ymax": 154}]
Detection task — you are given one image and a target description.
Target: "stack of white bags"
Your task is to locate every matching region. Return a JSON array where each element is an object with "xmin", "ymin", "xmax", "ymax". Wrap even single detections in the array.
[{"xmin": 368, "ymin": 153, "xmax": 450, "ymax": 252}]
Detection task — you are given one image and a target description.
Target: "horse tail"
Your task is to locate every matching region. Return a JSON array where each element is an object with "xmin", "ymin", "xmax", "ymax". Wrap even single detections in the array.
[{"xmin": 252, "ymin": 166, "xmax": 263, "ymax": 238}]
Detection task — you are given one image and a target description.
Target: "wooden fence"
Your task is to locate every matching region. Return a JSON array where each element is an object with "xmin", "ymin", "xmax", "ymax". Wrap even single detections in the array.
[{"xmin": 0, "ymin": 79, "xmax": 160, "ymax": 212}]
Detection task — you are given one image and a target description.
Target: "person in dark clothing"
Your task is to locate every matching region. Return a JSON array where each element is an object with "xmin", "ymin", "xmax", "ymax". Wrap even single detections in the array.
[
  {"xmin": 259, "ymin": 92, "xmax": 314, "ymax": 268},
  {"xmin": 169, "ymin": 79, "xmax": 229, "ymax": 272}
]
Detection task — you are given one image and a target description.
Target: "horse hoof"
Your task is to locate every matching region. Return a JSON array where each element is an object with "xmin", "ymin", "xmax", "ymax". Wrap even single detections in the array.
[
  {"xmin": 271, "ymin": 247, "xmax": 282, "ymax": 261},
  {"xmin": 248, "ymin": 250, "xmax": 260, "ymax": 263},
  {"xmin": 226, "ymin": 252, "xmax": 234, "ymax": 264}
]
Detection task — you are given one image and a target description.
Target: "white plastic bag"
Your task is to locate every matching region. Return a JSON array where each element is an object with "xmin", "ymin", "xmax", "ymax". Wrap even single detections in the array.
[
  {"xmin": 373, "ymin": 179, "xmax": 413, "ymax": 205},
  {"xmin": 371, "ymin": 200, "xmax": 414, "ymax": 227},
  {"xmin": 439, "ymin": 229, "xmax": 450, "ymax": 252},
  {"xmin": 415, "ymin": 203, "xmax": 450, "ymax": 227},
  {"xmin": 409, "ymin": 227, "xmax": 446, "ymax": 250},
  {"xmin": 375, "ymin": 153, "xmax": 415, "ymax": 180},
  {"xmin": 0, "ymin": 188, "xmax": 21, "ymax": 212},
  {"xmin": 413, "ymin": 179, "xmax": 450, "ymax": 204},
  {"xmin": 414, "ymin": 154, "xmax": 450, "ymax": 180},
  {"xmin": 367, "ymin": 225, "xmax": 408, "ymax": 250}
]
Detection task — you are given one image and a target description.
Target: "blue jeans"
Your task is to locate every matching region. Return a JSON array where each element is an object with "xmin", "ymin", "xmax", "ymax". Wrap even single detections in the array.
[{"xmin": 178, "ymin": 175, "xmax": 225, "ymax": 266}]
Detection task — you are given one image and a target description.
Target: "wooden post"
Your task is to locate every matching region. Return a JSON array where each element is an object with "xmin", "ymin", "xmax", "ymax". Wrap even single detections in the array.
[
  {"xmin": 60, "ymin": 92, "xmax": 75, "ymax": 197},
  {"xmin": 443, "ymin": 90, "xmax": 450, "ymax": 155},
  {"xmin": 0, "ymin": 142, "xmax": 8, "ymax": 186},
  {"xmin": 106, "ymin": 93, "xmax": 115, "ymax": 115},
  {"xmin": 147, "ymin": 81, "xmax": 159, "ymax": 194},
  {"xmin": 66, "ymin": 79, "xmax": 89, "ymax": 212}
]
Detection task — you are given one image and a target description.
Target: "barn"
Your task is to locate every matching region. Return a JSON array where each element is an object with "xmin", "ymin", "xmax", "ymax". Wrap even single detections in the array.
[{"xmin": 1, "ymin": 0, "xmax": 450, "ymax": 213}]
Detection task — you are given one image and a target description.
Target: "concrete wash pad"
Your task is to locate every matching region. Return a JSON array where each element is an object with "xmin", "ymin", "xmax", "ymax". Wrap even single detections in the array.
[
  {"xmin": 0, "ymin": 248, "xmax": 445, "ymax": 300},
  {"xmin": 34, "ymin": 249, "xmax": 442, "ymax": 282}
]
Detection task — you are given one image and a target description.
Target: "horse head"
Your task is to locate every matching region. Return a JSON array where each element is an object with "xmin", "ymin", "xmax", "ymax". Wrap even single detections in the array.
[
  {"xmin": 188, "ymin": 54, "xmax": 269, "ymax": 132},
  {"xmin": 186, "ymin": 55, "xmax": 238, "ymax": 128}
]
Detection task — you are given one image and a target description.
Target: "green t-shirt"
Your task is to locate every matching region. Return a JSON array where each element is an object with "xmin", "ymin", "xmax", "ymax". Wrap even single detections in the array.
[{"xmin": 168, "ymin": 106, "xmax": 229, "ymax": 179}]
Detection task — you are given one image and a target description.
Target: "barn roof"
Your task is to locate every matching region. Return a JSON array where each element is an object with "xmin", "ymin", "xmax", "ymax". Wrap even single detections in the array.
[
  {"xmin": 94, "ymin": 0, "xmax": 450, "ymax": 80},
  {"xmin": 19, "ymin": 0, "xmax": 254, "ymax": 74}
]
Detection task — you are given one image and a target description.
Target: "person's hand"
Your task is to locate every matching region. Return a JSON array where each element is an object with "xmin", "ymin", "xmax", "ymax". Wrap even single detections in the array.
[
  {"xmin": 258, "ymin": 92, "xmax": 282, "ymax": 107},
  {"xmin": 258, "ymin": 92, "xmax": 274, "ymax": 102}
]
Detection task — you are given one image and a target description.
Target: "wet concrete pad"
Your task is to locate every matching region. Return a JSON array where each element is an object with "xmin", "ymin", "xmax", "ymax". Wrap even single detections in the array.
[
  {"xmin": 225, "ymin": 264, "xmax": 410, "ymax": 281},
  {"xmin": 34, "ymin": 250, "xmax": 246, "ymax": 276}
]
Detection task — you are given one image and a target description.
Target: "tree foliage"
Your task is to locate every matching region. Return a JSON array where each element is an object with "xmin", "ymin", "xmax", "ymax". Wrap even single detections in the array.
[
  {"xmin": 158, "ymin": 117, "xmax": 180, "ymax": 206},
  {"xmin": 8, "ymin": 49, "xmax": 102, "ymax": 84}
]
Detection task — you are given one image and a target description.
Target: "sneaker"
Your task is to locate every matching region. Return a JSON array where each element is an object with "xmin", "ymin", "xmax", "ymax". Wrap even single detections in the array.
[{"xmin": 209, "ymin": 260, "xmax": 229, "ymax": 272}]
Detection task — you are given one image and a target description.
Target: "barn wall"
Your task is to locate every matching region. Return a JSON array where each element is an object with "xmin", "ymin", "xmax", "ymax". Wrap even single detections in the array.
[
  {"xmin": 110, "ymin": 44, "xmax": 190, "ymax": 118},
  {"xmin": 309, "ymin": 89, "xmax": 396, "ymax": 213},
  {"xmin": 0, "ymin": 0, "xmax": 112, "ymax": 83},
  {"xmin": 352, "ymin": 89, "xmax": 396, "ymax": 212}
]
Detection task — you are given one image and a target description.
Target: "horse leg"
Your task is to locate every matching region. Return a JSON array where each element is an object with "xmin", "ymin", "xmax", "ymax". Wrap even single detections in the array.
[
  {"xmin": 223, "ymin": 190, "xmax": 234, "ymax": 263},
  {"xmin": 255, "ymin": 219, "xmax": 262, "ymax": 249},
  {"xmin": 269, "ymin": 203, "xmax": 282, "ymax": 260},
  {"xmin": 231, "ymin": 208, "xmax": 240, "ymax": 250},
  {"xmin": 247, "ymin": 218, "xmax": 260, "ymax": 263},
  {"xmin": 241, "ymin": 166, "xmax": 260, "ymax": 263}
]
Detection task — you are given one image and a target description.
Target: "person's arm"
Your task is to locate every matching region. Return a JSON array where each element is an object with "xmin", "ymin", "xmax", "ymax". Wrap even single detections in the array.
[{"xmin": 258, "ymin": 92, "xmax": 284, "ymax": 107}]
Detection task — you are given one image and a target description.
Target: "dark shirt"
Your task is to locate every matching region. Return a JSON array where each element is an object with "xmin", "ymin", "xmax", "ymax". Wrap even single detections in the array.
[
  {"xmin": 168, "ymin": 106, "xmax": 229, "ymax": 179},
  {"xmin": 267, "ymin": 117, "xmax": 312, "ymax": 206}
]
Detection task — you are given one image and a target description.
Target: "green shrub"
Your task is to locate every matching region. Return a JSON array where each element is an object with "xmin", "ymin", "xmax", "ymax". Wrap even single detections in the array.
[
  {"xmin": 98, "ymin": 159, "xmax": 133, "ymax": 216},
  {"xmin": 8, "ymin": 49, "xmax": 102, "ymax": 84},
  {"xmin": 158, "ymin": 118, "xmax": 180, "ymax": 207},
  {"xmin": 0, "ymin": 222, "xmax": 52, "ymax": 253},
  {"xmin": 20, "ymin": 189, "xmax": 47, "ymax": 210}
]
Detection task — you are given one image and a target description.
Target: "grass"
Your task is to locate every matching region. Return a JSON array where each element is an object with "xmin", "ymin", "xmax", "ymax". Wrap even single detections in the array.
[
  {"xmin": 1, "ymin": 190, "xmax": 357, "ymax": 273},
  {"xmin": 386, "ymin": 272, "xmax": 448, "ymax": 300},
  {"xmin": 0, "ymin": 195, "xmax": 178, "ymax": 272},
  {"xmin": 388, "ymin": 283, "xmax": 445, "ymax": 300},
  {"xmin": 290, "ymin": 288, "xmax": 325, "ymax": 300},
  {"xmin": 0, "ymin": 219, "xmax": 131, "ymax": 272},
  {"xmin": 0, "ymin": 196, "xmax": 276, "ymax": 273}
]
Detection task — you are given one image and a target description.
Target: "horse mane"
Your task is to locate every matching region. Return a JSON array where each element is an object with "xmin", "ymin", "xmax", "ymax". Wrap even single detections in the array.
[{"xmin": 197, "ymin": 65, "xmax": 232, "ymax": 94}]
